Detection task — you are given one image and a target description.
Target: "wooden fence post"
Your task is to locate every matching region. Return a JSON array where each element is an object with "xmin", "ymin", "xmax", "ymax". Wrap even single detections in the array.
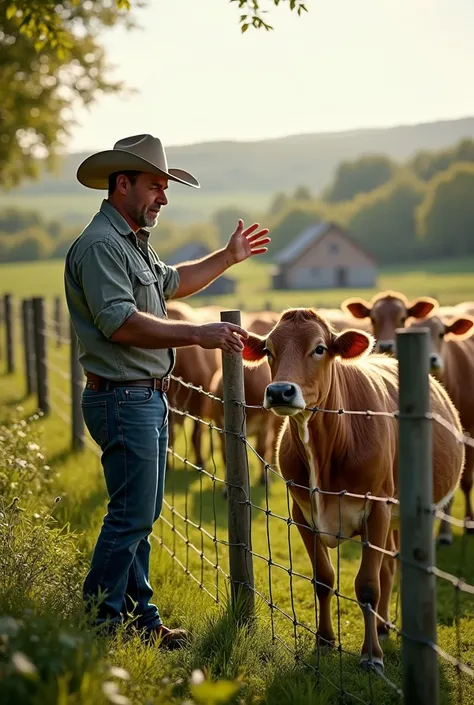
[
  {"xmin": 54, "ymin": 296, "xmax": 62, "ymax": 347},
  {"xmin": 397, "ymin": 327, "xmax": 439, "ymax": 705},
  {"xmin": 4, "ymin": 293, "xmax": 15, "ymax": 374},
  {"xmin": 32, "ymin": 297, "xmax": 50, "ymax": 415},
  {"xmin": 221, "ymin": 309, "xmax": 255, "ymax": 622},
  {"xmin": 70, "ymin": 320, "xmax": 84, "ymax": 451},
  {"xmin": 21, "ymin": 299, "xmax": 36, "ymax": 396}
]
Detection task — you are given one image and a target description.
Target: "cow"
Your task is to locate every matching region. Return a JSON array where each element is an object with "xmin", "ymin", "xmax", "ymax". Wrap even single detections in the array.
[
  {"xmin": 341, "ymin": 291, "xmax": 438, "ymax": 354},
  {"xmin": 242, "ymin": 308, "xmax": 464, "ymax": 672},
  {"xmin": 206, "ymin": 311, "xmax": 283, "ymax": 493},
  {"xmin": 406, "ymin": 313, "xmax": 474, "ymax": 545},
  {"xmin": 166, "ymin": 301, "xmax": 220, "ymax": 467}
]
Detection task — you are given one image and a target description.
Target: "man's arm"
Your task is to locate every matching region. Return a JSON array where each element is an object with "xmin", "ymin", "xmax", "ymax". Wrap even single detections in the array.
[
  {"xmin": 110, "ymin": 311, "xmax": 247, "ymax": 354},
  {"xmin": 171, "ymin": 220, "xmax": 271, "ymax": 300},
  {"xmin": 77, "ymin": 242, "xmax": 246, "ymax": 354}
]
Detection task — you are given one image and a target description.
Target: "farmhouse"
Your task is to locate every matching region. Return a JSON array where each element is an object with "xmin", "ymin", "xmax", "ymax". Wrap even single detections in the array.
[
  {"xmin": 166, "ymin": 241, "xmax": 210, "ymax": 266},
  {"xmin": 194, "ymin": 274, "xmax": 236, "ymax": 297},
  {"xmin": 271, "ymin": 222, "xmax": 377, "ymax": 290}
]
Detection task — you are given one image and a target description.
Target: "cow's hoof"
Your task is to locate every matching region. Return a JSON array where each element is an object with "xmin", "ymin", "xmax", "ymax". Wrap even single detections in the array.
[
  {"xmin": 437, "ymin": 533, "xmax": 453, "ymax": 546},
  {"xmin": 377, "ymin": 624, "xmax": 390, "ymax": 642},
  {"xmin": 465, "ymin": 523, "xmax": 474, "ymax": 536},
  {"xmin": 360, "ymin": 656, "xmax": 384, "ymax": 674},
  {"xmin": 316, "ymin": 632, "xmax": 336, "ymax": 649}
]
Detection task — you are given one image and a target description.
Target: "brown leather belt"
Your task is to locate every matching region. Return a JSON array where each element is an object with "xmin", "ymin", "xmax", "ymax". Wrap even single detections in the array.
[{"xmin": 85, "ymin": 371, "xmax": 170, "ymax": 393}]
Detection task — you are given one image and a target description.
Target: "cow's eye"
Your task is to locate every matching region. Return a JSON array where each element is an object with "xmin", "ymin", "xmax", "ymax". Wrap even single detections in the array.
[
  {"xmin": 263, "ymin": 347, "xmax": 273, "ymax": 359},
  {"xmin": 311, "ymin": 344, "xmax": 327, "ymax": 357},
  {"xmin": 439, "ymin": 332, "xmax": 445, "ymax": 339}
]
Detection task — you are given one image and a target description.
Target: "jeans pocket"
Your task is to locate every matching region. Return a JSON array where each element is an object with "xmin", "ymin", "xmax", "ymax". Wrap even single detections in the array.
[
  {"xmin": 81, "ymin": 400, "xmax": 108, "ymax": 449},
  {"xmin": 117, "ymin": 387, "xmax": 155, "ymax": 405}
]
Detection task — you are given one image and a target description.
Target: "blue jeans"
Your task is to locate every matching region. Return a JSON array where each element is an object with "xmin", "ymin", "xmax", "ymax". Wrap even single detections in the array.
[{"xmin": 81, "ymin": 385, "xmax": 169, "ymax": 631}]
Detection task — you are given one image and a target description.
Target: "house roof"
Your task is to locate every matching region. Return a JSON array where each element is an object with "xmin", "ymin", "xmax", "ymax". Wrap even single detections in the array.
[
  {"xmin": 275, "ymin": 222, "xmax": 331, "ymax": 265},
  {"xmin": 274, "ymin": 221, "xmax": 377, "ymax": 266},
  {"xmin": 166, "ymin": 241, "xmax": 210, "ymax": 265}
]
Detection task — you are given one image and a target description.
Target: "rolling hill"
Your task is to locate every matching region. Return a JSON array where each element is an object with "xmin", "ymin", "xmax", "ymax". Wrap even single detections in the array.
[{"xmin": 3, "ymin": 115, "xmax": 474, "ymax": 225}]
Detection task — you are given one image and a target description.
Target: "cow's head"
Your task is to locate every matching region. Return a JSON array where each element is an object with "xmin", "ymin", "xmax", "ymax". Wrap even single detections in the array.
[
  {"xmin": 242, "ymin": 308, "xmax": 375, "ymax": 415},
  {"xmin": 342, "ymin": 291, "xmax": 438, "ymax": 355},
  {"xmin": 407, "ymin": 315, "xmax": 474, "ymax": 380}
]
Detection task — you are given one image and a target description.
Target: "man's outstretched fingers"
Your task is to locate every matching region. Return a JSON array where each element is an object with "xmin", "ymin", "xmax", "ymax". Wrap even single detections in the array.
[{"xmin": 227, "ymin": 323, "xmax": 249, "ymax": 339}]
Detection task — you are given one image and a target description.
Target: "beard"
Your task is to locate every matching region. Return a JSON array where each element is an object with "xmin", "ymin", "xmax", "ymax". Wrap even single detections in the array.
[{"xmin": 131, "ymin": 204, "xmax": 161, "ymax": 229}]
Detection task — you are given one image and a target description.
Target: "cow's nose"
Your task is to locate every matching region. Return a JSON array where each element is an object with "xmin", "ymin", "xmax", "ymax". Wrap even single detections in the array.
[
  {"xmin": 266, "ymin": 382, "xmax": 298, "ymax": 406},
  {"xmin": 378, "ymin": 341, "xmax": 394, "ymax": 353},
  {"xmin": 430, "ymin": 354, "xmax": 440, "ymax": 369}
]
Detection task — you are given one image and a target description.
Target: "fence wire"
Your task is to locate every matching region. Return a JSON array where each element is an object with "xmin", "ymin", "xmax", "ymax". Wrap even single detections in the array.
[{"xmin": 3, "ymin": 296, "xmax": 474, "ymax": 705}]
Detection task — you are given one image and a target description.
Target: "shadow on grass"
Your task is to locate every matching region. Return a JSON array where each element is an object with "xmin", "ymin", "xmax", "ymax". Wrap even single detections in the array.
[{"xmin": 179, "ymin": 590, "xmax": 459, "ymax": 705}]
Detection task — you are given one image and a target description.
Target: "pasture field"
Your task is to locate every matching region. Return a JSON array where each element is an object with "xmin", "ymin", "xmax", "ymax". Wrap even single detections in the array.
[
  {"xmin": 1, "ymin": 316, "xmax": 474, "ymax": 704},
  {"xmin": 0, "ymin": 190, "xmax": 273, "ymax": 225},
  {"xmin": 2, "ymin": 255, "xmax": 474, "ymax": 310}
]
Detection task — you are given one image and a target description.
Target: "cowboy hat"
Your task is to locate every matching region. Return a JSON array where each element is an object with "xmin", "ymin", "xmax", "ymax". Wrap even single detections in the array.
[{"xmin": 76, "ymin": 133, "xmax": 200, "ymax": 190}]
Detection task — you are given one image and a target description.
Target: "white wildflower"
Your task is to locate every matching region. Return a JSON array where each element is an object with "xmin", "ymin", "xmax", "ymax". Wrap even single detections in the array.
[
  {"xmin": 109, "ymin": 666, "xmax": 131, "ymax": 681},
  {"xmin": 190, "ymin": 669, "xmax": 205, "ymax": 686},
  {"xmin": 27, "ymin": 442, "xmax": 40, "ymax": 452},
  {"xmin": 102, "ymin": 681, "xmax": 131, "ymax": 705},
  {"xmin": 12, "ymin": 651, "xmax": 37, "ymax": 675}
]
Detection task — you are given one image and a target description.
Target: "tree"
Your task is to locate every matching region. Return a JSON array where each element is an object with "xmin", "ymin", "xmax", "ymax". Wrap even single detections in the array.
[
  {"xmin": 409, "ymin": 139, "xmax": 474, "ymax": 183},
  {"xmin": 1, "ymin": 1, "xmax": 143, "ymax": 189},
  {"xmin": 346, "ymin": 171, "xmax": 427, "ymax": 264},
  {"xmin": 415, "ymin": 163, "xmax": 474, "ymax": 258},
  {"xmin": 293, "ymin": 185, "xmax": 312, "ymax": 201},
  {"xmin": 231, "ymin": 1, "xmax": 307, "ymax": 32},
  {"xmin": 323, "ymin": 155, "xmax": 398, "ymax": 203}
]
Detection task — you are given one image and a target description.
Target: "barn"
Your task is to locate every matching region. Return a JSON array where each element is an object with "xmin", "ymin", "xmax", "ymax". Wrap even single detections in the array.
[{"xmin": 271, "ymin": 222, "xmax": 377, "ymax": 290}]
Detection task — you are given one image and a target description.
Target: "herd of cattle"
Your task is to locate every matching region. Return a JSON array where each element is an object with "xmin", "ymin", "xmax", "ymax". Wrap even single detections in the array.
[{"xmin": 166, "ymin": 291, "xmax": 474, "ymax": 672}]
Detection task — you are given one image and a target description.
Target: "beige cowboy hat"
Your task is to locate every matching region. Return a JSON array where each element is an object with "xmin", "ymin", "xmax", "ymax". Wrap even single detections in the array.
[{"xmin": 76, "ymin": 133, "xmax": 200, "ymax": 190}]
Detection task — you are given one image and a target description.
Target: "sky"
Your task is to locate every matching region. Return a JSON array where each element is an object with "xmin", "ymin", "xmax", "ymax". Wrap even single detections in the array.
[{"xmin": 68, "ymin": 0, "xmax": 474, "ymax": 153}]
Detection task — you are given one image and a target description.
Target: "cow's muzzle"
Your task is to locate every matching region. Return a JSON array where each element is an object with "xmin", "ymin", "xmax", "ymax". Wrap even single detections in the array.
[{"xmin": 264, "ymin": 382, "xmax": 305, "ymax": 415}]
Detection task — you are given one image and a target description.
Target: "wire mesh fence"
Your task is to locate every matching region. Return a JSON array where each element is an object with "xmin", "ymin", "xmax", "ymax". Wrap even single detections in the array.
[{"xmin": 2, "ymin": 292, "xmax": 474, "ymax": 705}]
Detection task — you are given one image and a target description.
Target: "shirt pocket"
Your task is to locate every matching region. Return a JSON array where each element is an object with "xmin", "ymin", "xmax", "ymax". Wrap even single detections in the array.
[{"xmin": 132, "ymin": 268, "xmax": 162, "ymax": 315}]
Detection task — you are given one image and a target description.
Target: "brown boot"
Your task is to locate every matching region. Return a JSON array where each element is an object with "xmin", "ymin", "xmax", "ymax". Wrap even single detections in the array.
[{"xmin": 143, "ymin": 624, "xmax": 189, "ymax": 650}]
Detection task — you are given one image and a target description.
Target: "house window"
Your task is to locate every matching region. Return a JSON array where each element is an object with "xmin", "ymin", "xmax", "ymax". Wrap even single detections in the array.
[{"xmin": 328, "ymin": 242, "xmax": 339, "ymax": 255}]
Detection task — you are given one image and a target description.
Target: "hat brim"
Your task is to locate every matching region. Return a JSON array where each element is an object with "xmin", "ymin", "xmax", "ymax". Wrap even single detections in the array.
[{"xmin": 76, "ymin": 149, "xmax": 200, "ymax": 190}]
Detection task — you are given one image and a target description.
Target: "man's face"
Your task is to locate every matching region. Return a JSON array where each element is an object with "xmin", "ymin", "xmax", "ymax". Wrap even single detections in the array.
[{"xmin": 122, "ymin": 172, "xmax": 169, "ymax": 229}]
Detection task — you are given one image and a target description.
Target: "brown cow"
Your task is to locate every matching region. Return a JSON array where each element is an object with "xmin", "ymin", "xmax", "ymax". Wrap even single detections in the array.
[
  {"xmin": 341, "ymin": 291, "xmax": 438, "ymax": 354},
  {"xmin": 166, "ymin": 301, "xmax": 220, "ymax": 467},
  {"xmin": 407, "ymin": 313, "xmax": 474, "ymax": 544},
  {"xmin": 242, "ymin": 308, "xmax": 464, "ymax": 672},
  {"xmin": 207, "ymin": 311, "xmax": 283, "ymax": 492}
]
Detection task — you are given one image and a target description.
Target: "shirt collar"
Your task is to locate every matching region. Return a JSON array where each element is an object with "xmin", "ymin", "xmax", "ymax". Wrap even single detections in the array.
[{"xmin": 100, "ymin": 199, "xmax": 150, "ymax": 240}]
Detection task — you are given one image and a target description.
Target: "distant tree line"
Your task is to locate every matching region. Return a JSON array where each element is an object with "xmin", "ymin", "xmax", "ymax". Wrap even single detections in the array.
[
  {"xmin": 249, "ymin": 138, "xmax": 474, "ymax": 264},
  {"xmin": 2, "ymin": 138, "xmax": 474, "ymax": 265}
]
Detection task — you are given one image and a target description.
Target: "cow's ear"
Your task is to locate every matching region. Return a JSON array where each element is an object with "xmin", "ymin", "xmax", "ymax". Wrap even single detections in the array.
[
  {"xmin": 332, "ymin": 329, "xmax": 375, "ymax": 360},
  {"xmin": 407, "ymin": 297, "xmax": 438, "ymax": 319},
  {"xmin": 242, "ymin": 333, "xmax": 267, "ymax": 367},
  {"xmin": 445, "ymin": 316, "xmax": 474, "ymax": 340},
  {"xmin": 341, "ymin": 298, "xmax": 372, "ymax": 319}
]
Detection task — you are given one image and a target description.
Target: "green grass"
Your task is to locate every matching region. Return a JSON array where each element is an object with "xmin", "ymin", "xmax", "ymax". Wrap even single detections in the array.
[
  {"xmin": 0, "ymin": 190, "xmax": 273, "ymax": 226},
  {"xmin": 1, "ymin": 322, "xmax": 474, "ymax": 704},
  {"xmin": 2, "ymin": 255, "xmax": 474, "ymax": 310}
]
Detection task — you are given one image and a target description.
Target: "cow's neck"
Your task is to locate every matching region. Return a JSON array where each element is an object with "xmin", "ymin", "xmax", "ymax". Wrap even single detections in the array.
[{"xmin": 289, "ymin": 364, "xmax": 349, "ymax": 493}]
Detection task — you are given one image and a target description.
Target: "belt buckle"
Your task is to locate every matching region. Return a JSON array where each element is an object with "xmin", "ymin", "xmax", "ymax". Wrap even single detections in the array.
[{"xmin": 161, "ymin": 376, "xmax": 170, "ymax": 393}]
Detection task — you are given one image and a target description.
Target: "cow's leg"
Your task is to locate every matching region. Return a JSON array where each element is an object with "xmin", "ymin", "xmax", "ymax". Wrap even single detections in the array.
[
  {"xmin": 437, "ymin": 496, "xmax": 454, "ymax": 545},
  {"xmin": 462, "ymin": 445, "xmax": 474, "ymax": 534},
  {"xmin": 377, "ymin": 529, "xmax": 397, "ymax": 641},
  {"xmin": 292, "ymin": 500, "xmax": 335, "ymax": 647},
  {"xmin": 192, "ymin": 420, "xmax": 204, "ymax": 468},
  {"xmin": 355, "ymin": 501, "xmax": 391, "ymax": 672}
]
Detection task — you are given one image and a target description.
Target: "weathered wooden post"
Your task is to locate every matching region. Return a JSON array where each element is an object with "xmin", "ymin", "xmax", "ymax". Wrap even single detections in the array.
[
  {"xmin": 221, "ymin": 309, "xmax": 255, "ymax": 621},
  {"xmin": 70, "ymin": 320, "xmax": 84, "ymax": 450},
  {"xmin": 54, "ymin": 296, "xmax": 62, "ymax": 347},
  {"xmin": 32, "ymin": 297, "xmax": 49, "ymax": 415},
  {"xmin": 397, "ymin": 327, "xmax": 439, "ymax": 705},
  {"xmin": 4, "ymin": 293, "xmax": 15, "ymax": 374},
  {"xmin": 21, "ymin": 299, "xmax": 36, "ymax": 396}
]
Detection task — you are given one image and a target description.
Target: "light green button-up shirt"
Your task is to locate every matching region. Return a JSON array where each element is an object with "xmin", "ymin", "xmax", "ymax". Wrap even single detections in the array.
[{"xmin": 64, "ymin": 199, "xmax": 180, "ymax": 380}]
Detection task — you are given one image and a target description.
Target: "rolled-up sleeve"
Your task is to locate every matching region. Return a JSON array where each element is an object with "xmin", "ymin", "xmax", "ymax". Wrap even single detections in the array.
[
  {"xmin": 77, "ymin": 242, "xmax": 138, "ymax": 338},
  {"xmin": 162, "ymin": 263, "xmax": 180, "ymax": 300}
]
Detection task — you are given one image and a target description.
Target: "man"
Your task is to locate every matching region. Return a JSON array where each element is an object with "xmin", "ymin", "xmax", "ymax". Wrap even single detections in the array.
[{"xmin": 64, "ymin": 134, "xmax": 270, "ymax": 648}]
